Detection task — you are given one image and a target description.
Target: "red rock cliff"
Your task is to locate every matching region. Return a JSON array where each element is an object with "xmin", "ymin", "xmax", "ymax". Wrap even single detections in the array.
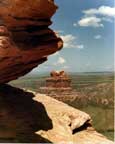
[{"xmin": 0, "ymin": 0, "xmax": 63, "ymax": 83}]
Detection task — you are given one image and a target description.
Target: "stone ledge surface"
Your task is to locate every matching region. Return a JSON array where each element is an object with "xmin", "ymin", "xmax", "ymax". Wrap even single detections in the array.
[
  {"xmin": 0, "ymin": 84, "xmax": 114, "ymax": 143},
  {"xmin": 35, "ymin": 92, "xmax": 114, "ymax": 144}
]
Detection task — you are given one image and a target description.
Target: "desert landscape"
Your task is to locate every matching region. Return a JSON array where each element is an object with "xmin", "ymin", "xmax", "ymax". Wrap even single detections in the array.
[
  {"xmin": 0, "ymin": 0, "xmax": 114, "ymax": 143},
  {"xmin": 10, "ymin": 71, "xmax": 114, "ymax": 141}
]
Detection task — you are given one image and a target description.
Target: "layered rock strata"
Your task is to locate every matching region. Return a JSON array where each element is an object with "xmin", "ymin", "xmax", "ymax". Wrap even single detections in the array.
[
  {"xmin": 0, "ymin": 0, "xmax": 63, "ymax": 84},
  {"xmin": 39, "ymin": 71, "xmax": 84, "ymax": 102}
]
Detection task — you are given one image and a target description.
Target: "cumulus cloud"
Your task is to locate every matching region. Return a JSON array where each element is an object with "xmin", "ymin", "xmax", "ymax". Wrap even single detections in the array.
[
  {"xmin": 83, "ymin": 6, "xmax": 115, "ymax": 17},
  {"xmin": 94, "ymin": 35, "xmax": 102, "ymax": 39},
  {"xmin": 58, "ymin": 57, "xmax": 66, "ymax": 64},
  {"xmin": 61, "ymin": 34, "xmax": 76, "ymax": 44},
  {"xmin": 76, "ymin": 6, "xmax": 115, "ymax": 28},
  {"xmin": 102, "ymin": 17, "xmax": 113, "ymax": 22},
  {"xmin": 76, "ymin": 45, "xmax": 84, "ymax": 49},
  {"xmin": 78, "ymin": 16, "xmax": 104, "ymax": 28},
  {"xmin": 60, "ymin": 34, "xmax": 84, "ymax": 49},
  {"xmin": 53, "ymin": 57, "xmax": 66, "ymax": 66}
]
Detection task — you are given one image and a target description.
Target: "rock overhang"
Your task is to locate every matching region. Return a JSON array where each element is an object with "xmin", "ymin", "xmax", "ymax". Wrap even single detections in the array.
[{"xmin": 0, "ymin": 0, "xmax": 63, "ymax": 84}]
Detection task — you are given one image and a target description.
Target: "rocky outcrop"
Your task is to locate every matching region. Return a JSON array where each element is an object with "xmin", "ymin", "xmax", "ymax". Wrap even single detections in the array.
[
  {"xmin": 0, "ymin": 84, "xmax": 114, "ymax": 143},
  {"xmin": 46, "ymin": 71, "xmax": 71, "ymax": 88},
  {"xmin": 0, "ymin": 1, "xmax": 113, "ymax": 143},
  {"xmin": 0, "ymin": 0, "xmax": 63, "ymax": 84},
  {"xmin": 39, "ymin": 71, "xmax": 85, "ymax": 102},
  {"xmin": 35, "ymin": 94, "xmax": 114, "ymax": 144}
]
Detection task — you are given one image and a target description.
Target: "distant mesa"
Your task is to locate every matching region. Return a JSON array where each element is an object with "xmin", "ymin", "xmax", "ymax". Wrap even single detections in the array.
[
  {"xmin": 39, "ymin": 70, "xmax": 81, "ymax": 102},
  {"xmin": 47, "ymin": 70, "xmax": 71, "ymax": 88},
  {"xmin": 40, "ymin": 70, "xmax": 72, "ymax": 90},
  {"xmin": 50, "ymin": 70, "xmax": 69, "ymax": 79}
]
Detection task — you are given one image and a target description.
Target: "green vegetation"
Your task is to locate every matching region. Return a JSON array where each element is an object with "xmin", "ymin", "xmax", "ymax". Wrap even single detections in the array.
[{"xmin": 10, "ymin": 72, "xmax": 114, "ymax": 140}]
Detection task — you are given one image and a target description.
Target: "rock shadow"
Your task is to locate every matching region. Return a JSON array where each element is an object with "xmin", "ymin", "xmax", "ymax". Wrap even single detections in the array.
[{"xmin": 0, "ymin": 84, "xmax": 53, "ymax": 143}]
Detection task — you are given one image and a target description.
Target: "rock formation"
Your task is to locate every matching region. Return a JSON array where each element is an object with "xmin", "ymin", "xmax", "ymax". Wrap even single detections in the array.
[
  {"xmin": 47, "ymin": 70, "xmax": 71, "ymax": 88},
  {"xmin": 0, "ymin": 0, "xmax": 114, "ymax": 143},
  {"xmin": 39, "ymin": 71, "xmax": 85, "ymax": 102},
  {"xmin": 50, "ymin": 70, "xmax": 69, "ymax": 78},
  {"xmin": 0, "ymin": 0, "xmax": 63, "ymax": 84},
  {"xmin": 0, "ymin": 84, "xmax": 114, "ymax": 143}
]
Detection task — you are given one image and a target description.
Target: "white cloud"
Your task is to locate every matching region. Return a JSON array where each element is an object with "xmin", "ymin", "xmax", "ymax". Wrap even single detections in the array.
[
  {"xmin": 77, "ymin": 6, "xmax": 115, "ymax": 28},
  {"xmin": 60, "ymin": 34, "xmax": 84, "ymax": 49},
  {"xmin": 76, "ymin": 45, "xmax": 84, "ymax": 49},
  {"xmin": 78, "ymin": 16, "xmax": 104, "ymax": 28},
  {"xmin": 94, "ymin": 35, "xmax": 102, "ymax": 39},
  {"xmin": 58, "ymin": 57, "xmax": 66, "ymax": 64},
  {"xmin": 83, "ymin": 6, "xmax": 115, "ymax": 17},
  {"xmin": 53, "ymin": 57, "xmax": 66, "ymax": 66},
  {"xmin": 61, "ymin": 34, "xmax": 76, "ymax": 44},
  {"xmin": 101, "ymin": 17, "xmax": 113, "ymax": 23}
]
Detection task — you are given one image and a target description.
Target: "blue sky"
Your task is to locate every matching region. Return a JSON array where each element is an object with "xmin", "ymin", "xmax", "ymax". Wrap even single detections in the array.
[{"xmin": 31, "ymin": 0, "xmax": 114, "ymax": 74}]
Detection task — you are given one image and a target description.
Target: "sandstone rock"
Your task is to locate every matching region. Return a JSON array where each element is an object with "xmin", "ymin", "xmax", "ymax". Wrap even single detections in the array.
[
  {"xmin": 50, "ymin": 70, "xmax": 69, "ymax": 78},
  {"xmin": 39, "ymin": 71, "xmax": 85, "ymax": 102},
  {"xmin": 35, "ymin": 94, "xmax": 114, "ymax": 144},
  {"xmin": 0, "ymin": 0, "xmax": 63, "ymax": 84},
  {"xmin": 0, "ymin": 84, "xmax": 113, "ymax": 143}
]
